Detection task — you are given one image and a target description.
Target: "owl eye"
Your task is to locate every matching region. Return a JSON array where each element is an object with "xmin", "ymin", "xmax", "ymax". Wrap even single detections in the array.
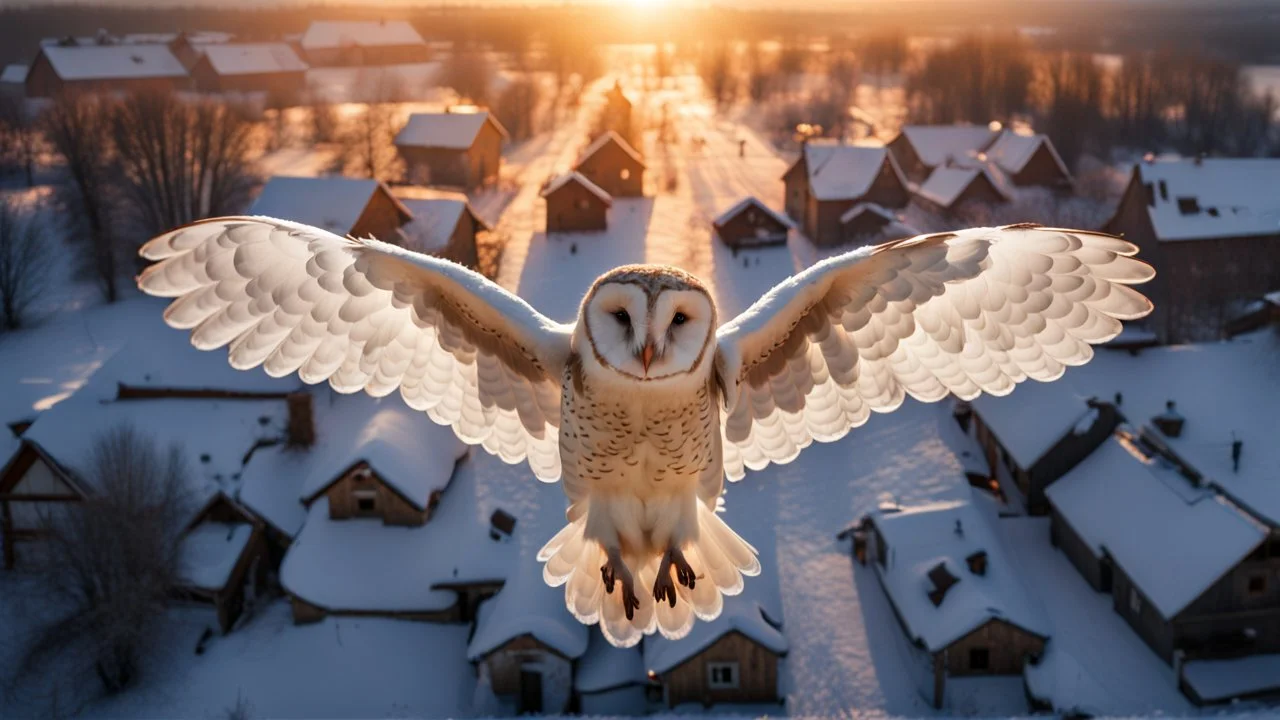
[
  {"xmin": 613, "ymin": 309, "xmax": 630, "ymax": 325},
  {"xmin": 672, "ymin": 312, "xmax": 687, "ymax": 326}
]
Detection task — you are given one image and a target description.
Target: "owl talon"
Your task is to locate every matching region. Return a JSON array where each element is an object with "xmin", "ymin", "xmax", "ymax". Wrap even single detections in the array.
[
  {"xmin": 670, "ymin": 548, "xmax": 696, "ymax": 590},
  {"xmin": 653, "ymin": 568, "xmax": 678, "ymax": 608}
]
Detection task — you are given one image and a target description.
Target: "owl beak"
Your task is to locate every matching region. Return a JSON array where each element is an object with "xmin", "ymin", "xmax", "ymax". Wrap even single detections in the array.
[{"xmin": 640, "ymin": 342, "xmax": 655, "ymax": 373}]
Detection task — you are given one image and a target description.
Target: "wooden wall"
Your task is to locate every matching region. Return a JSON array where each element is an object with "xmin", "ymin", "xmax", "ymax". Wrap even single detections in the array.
[
  {"xmin": 440, "ymin": 211, "xmax": 480, "ymax": 268},
  {"xmin": 942, "ymin": 619, "xmax": 1045, "ymax": 676},
  {"xmin": 1010, "ymin": 143, "xmax": 1072, "ymax": 189},
  {"xmin": 576, "ymin": 141, "xmax": 644, "ymax": 198},
  {"xmin": 661, "ymin": 631, "xmax": 780, "ymax": 707},
  {"xmin": 545, "ymin": 182, "xmax": 609, "ymax": 233},
  {"xmin": 322, "ymin": 462, "xmax": 429, "ymax": 526},
  {"xmin": 841, "ymin": 210, "xmax": 891, "ymax": 245},
  {"xmin": 715, "ymin": 204, "xmax": 788, "ymax": 249},
  {"xmin": 1025, "ymin": 402, "xmax": 1120, "ymax": 515},
  {"xmin": 887, "ymin": 134, "xmax": 930, "ymax": 183},
  {"xmin": 1112, "ymin": 559, "xmax": 1177, "ymax": 661},
  {"xmin": 351, "ymin": 188, "xmax": 411, "ymax": 245},
  {"xmin": 783, "ymin": 160, "xmax": 808, "ymax": 228},
  {"xmin": 401, "ymin": 147, "xmax": 472, "ymax": 189},
  {"xmin": 1049, "ymin": 505, "xmax": 1109, "ymax": 592}
]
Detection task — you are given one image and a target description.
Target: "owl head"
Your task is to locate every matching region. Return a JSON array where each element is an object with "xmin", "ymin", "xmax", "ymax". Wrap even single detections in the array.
[{"xmin": 578, "ymin": 265, "xmax": 716, "ymax": 384}]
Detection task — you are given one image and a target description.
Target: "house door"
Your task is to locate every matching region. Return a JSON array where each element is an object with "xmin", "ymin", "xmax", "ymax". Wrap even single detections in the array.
[{"xmin": 518, "ymin": 669, "xmax": 543, "ymax": 714}]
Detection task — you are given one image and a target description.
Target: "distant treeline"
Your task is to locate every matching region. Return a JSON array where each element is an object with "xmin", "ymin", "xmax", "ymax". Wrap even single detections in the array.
[{"xmin": 3, "ymin": 1, "xmax": 1280, "ymax": 68}]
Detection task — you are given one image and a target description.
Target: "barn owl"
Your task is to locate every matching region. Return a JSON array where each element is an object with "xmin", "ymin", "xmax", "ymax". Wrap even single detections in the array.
[{"xmin": 137, "ymin": 219, "xmax": 1153, "ymax": 647}]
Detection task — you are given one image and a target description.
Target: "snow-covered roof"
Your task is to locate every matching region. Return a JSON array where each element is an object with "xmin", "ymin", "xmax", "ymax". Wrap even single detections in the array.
[
  {"xmin": 1136, "ymin": 158, "xmax": 1280, "ymax": 241},
  {"xmin": 297, "ymin": 394, "xmax": 468, "ymax": 510},
  {"xmin": 394, "ymin": 111, "xmax": 507, "ymax": 150},
  {"xmin": 899, "ymin": 125, "xmax": 999, "ymax": 168},
  {"xmin": 21, "ymin": 341, "xmax": 288, "ymax": 505},
  {"xmin": 577, "ymin": 130, "xmax": 645, "ymax": 169},
  {"xmin": 179, "ymin": 522, "xmax": 253, "ymax": 591},
  {"xmin": 250, "ymin": 176, "xmax": 408, "ymax": 237},
  {"xmin": 201, "ymin": 43, "xmax": 307, "ymax": 76},
  {"xmin": 1, "ymin": 64, "xmax": 27, "ymax": 84},
  {"xmin": 985, "ymin": 131, "xmax": 1071, "ymax": 179},
  {"xmin": 1045, "ymin": 430, "xmax": 1266, "ymax": 619},
  {"xmin": 123, "ymin": 31, "xmax": 234, "ymax": 45},
  {"xmin": 575, "ymin": 629, "xmax": 646, "ymax": 692},
  {"xmin": 868, "ymin": 497, "xmax": 1049, "ymax": 651},
  {"xmin": 643, "ymin": 598, "xmax": 788, "ymax": 674},
  {"xmin": 397, "ymin": 197, "xmax": 473, "ymax": 254},
  {"xmin": 467, "ymin": 563, "xmax": 589, "ymax": 661},
  {"xmin": 797, "ymin": 141, "xmax": 903, "ymax": 203},
  {"xmin": 301, "ymin": 20, "xmax": 426, "ymax": 50},
  {"xmin": 712, "ymin": 196, "xmax": 794, "ymax": 230},
  {"xmin": 541, "ymin": 171, "xmax": 612, "ymax": 205},
  {"xmin": 838, "ymin": 201, "xmax": 897, "ymax": 225},
  {"xmin": 915, "ymin": 165, "xmax": 1007, "ymax": 208},
  {"xmin": 39, "ymin": 44, "xmax": 188, "ymax": 81},
  {"xmin": 1068, "ymin": 331, "xmax": 1280, "ymax": 527},
  {"xmin": 969, "ymin": 379, "xmax": 1099, "ymax": 470},
  {"xmin": 1181, "ymin": 653, "xmax": 1280, "ymax": 703}
]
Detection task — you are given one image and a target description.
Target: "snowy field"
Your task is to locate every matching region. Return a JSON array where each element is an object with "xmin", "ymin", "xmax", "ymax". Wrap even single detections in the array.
[{"xmin": 2, "ymin": 70, "xmax": 1277, "ymax": 720}]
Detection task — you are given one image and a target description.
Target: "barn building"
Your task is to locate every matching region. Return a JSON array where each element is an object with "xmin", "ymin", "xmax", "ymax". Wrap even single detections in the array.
[
  {"xmin": 912, "ymin": 165, "xmax": 1009, "ymax": 217},
  {"xmin": 299, "ymin": 20, "xmax": 429, "ymax": 67},
  {"xmin": 966, "ymin": 380, "xmax": 1120, "ymax": 515},
  {"xmin": 643, "ymin": 600, "xmax": 788, "ymax": 708},
  {"xmin": 1103, "ymin": 158, "xmax": 1280, "ymax": 343},
  {"xmin": 711, "ymin": 196, "xmax": 793, "ymax": 249},
  {"xmin": 395, "ymin": 110, "xmax": 508, "ymax": 189},
  {"xmin": 574, "ymin": 131, "xmax": 646, "ymax": 198},
  {"xmin": 24, "ymin": 43, "xmax": 190, "ymax": 97},
  {"xmin": 542, "ymin": 171, "xmax": 612, "ymax": 233},
  {"xmin": 249, "ymin": 176, "xmax": 412, "ymax": 247},
  {"xmin": 190, "ymin": 43, "xmax": 308, "ymax": 97},
  {"xmin": 782, "ymin": 141, "xmax": 911, "ymax": 247},
  {"xmin": 855, "ymin": 499, "xmax": 1050, "ymax": 710},
  {"xmin": 392, "ymin": 187, "xmax": 490, "ymax": 269}
]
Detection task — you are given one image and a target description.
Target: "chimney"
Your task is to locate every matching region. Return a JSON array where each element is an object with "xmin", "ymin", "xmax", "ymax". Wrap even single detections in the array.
[
  {"xmin": 1232, "ymin": 437, "xmax": 1243, "ymax": 473},
  {"xmin": 966, "ymin": 550, "xmax": 988, "ymax": 576},
  {"xmin": 489, "ymin": 509, "xmax": 516, "ymax": 541},
  {"xmin": 285, "ymin": 392, "xmax": 315, "ymax": 447},
  {"xmin": 954, "ymin": 519, "xmax": 964, "ymax": 537},
  {"xmin": 1152, "ymin": 400, "xmax": 1185, "ymax": 438},
  {"xmin": 1114, "ymin": 391, "xmax": 1123, "ymax": 406}
]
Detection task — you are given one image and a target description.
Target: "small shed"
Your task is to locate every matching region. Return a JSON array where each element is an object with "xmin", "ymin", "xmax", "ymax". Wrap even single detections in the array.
[
  {"xmin": 176, "ymin": 493, "xmax": 270, "ymax": 633},
  {"xmin": 860, "ymin": 499, "xmax": 1049, "ymax": 710},
  {"xmin": 393, "ymin": 187, "xmax": 490, "ymax": 269},
  {"xmin": 250, "ymin": 176, "xmax": 412, "ymax": 242},
  {"xmin": 190, "ymin": 42, "xmax": 307, "ymax": 97},
  {"xmin": 712, "ymin": 196, "xmax": 793, "ymax": 249},
  {"xmin": 395, "ymin": 110, "xmax": 508, "ymax": 189},
  {"xmin": 542, "ymin": 171, "xmax": 612, "ymax": 233},
  {"xmin": 984, "ymin": 131, "xmax": 1073, "ymax": 190},
  {"xmin": 574, "ymin": 131, "xmax": 645, "ymax": 198}
]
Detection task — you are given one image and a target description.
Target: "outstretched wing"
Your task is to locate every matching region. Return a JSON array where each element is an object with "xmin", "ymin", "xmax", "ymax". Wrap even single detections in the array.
[
  {"xmin": 138, "ymin": 216, "xmax": 573, "ymax": 481},
  {"xmin": 713, "ymin": 225, "xmax": 1154, "ymax": 480}
]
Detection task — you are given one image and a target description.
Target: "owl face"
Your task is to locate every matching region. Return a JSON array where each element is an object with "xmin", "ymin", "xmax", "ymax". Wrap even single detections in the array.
[{"xmin": 581, "ymin": 267, "xmax": 715, "ymax": 382}]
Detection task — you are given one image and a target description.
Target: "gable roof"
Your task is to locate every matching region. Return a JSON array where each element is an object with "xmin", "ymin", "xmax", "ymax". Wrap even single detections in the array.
[
  {"xmin": 200, "ymin": 43, "xmax": 307, "ymax": 76},
  {"xmin": 712, "ymin": 196, "xmax": 795, "ymax": 230},
  {"xmin": 868, "ymin": 498, "xmax": 1049, "ymax": 651},
  {"xmin": 541, "ymin": 171, "xmax": 612, "ymax": 206},
  {"xmin": 301, "ymin": 20, "xmax": 426, "ymax": 50},
  {"xmin": 39, "ymin": 44, "xmax": 188, "ymax": 81},
  {"xmin": 394, "ymin": 188, "xmax": 489, "ymax": 254},
  {"xmin": 394, "ymin": 110, "xmax": 508, "ymax": 150},
  {"xmin": 915, "ymin": 165, "xmax": 1008, "ymax": 208},
  {"xmin": 795, "ymin": 141, "xmax": 904, "ymax": 202},
  {"xmin": 1134, "ymin": 158, "xmax": 1280, "ymax": 242},
  {"xmin": 969, "ymin": 379, "xmax": 1100, "ymax": 470},
  {"xmin": 643, "ymin": 599, "xmax": 788, "ymax": 674},
  {"xmin": 1, "ymin": 64, "xmax": 28, "ymax": 84},
  {"xmin": 1046, "ymin": 430, "xmax": 1267, "ymax": 619},
  {"xmin": 577, "ymin": 130, "xmax": 645, "ymax": 169},
  {"xmin": 466, "ymin": 563, "xmax": 589, "ymax": 661},
  {"xmin": 249, "ymin": 176, "xmax": 410, "ymax": 236},
  {"xmin": 985, "ymin": 131, "xmax": 1071, "ymax": 180},
  {"xmin": 899, "ymin": 125, "xmax": 1000, "ymax": 168},
  {"xmin": 838, "ymin": 201, "xmax": 897, "ymax": 225},
  {"xmin": 179, "ymin": 521, "xmax": 254, "ymax": 591}
]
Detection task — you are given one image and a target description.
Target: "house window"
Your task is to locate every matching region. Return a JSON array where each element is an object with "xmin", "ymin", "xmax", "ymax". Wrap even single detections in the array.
[
  {"xmin": 354, "ymin": 489, "xmax": 377, "ymax": 514},
  {"xmin": 577, "ymin": 198, "xmax": 590, "ymax": 211},
  {"xmin": 969, "ymin": 648, "xmax": 990, "ymax": 671},
  {"xmin": 707, "ymin": 661, "xmax": 739, "ymax": 690},
  {"xmin": 1129, "ymin": 587, "xmax": 1142, "ymax": 614},
  {"xmin": 1248, "ymin": 574, "xmax": 1267, "ymax": 596},
  {"xmin": 746, "ymin": 210, "xmax": 758, "ymax": 224},
  {"xmin": 620, "ymin": 168, "xmax": 631, "ymax": 181}
]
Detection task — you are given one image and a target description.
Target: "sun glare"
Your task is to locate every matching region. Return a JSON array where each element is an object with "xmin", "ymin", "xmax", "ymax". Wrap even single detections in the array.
[{"xmin": 626, "ymin": 0, "xmax": 667, "ymax": 9}]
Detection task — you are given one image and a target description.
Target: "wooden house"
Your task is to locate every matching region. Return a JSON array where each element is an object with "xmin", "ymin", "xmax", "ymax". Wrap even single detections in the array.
[
  {"xmin": 644, "ymin": 603, "xmax": 788, "ymax": 707},
  {"xmin": 855, "ymin": 500, "xmax": 1049, "ymax": 710},
  {"xmin": 602, "ymin": 80, "xmax": 633, "ymax": 139},
  {"xmin": 912, "ymin": 165, "xmax": 1009, "ymax": 217},
  {"xmin": 0, "ymin": 441, "xmax": 88, "ymax": 569},
  {"xmin": 300, "ymin": 20, "xmax": 429, "ymax": 67},
  {"xmin": 175, "ymin": 493, "xmax": 270, "ymax": 633},
  {"xmin": 575, "ymin": 631, "xmax": 649, "ymax": 715},
  {"xmin": 25, "ymin": 44, "xmax": 189, "ymax": 97},
  {"xmin": 395, "ymin": 111, "xmax": 508, "ymax": 190},
  {"xmin": 712, "ymin": 196, "xmax": 793, "ymax": 249},
  {"xmin": 838, "ymin": 202, "xmax": 919, "ymax": 247},
  {"xmin": 887, "ymin": 125, "xmax": 1000, "ymax": 183},
  {"xmin": 393, "ymin": 187, "xmax": 489, "ymax": 269},
  {"xmin": 189, "ymin": 43, "xmax": 307, "ymax": 98},
  {"xmin": 574, "ymin": 131, "xmax": 646, "ymax": 198},
  {"xmin": 542, "ymin": 171, "xmax": 612, "ymax": 233},
  {"xmin": 983, "ymin": 131, "xmax": 1073, "ymax": 190},
  {"xmin": 781, "ymin": 141, "xmax": 911, "ymax": 247},
  {"xmin": 967, "ymin": 381, "xmax": 1120, "ymax": 515},
  {"xmin": 250, "ymin": 176, "xmax": 412, "ymax": 243},
  {"xmin": 1103, "ymin": 158, "xmax": 1280, "ymax": 343}
]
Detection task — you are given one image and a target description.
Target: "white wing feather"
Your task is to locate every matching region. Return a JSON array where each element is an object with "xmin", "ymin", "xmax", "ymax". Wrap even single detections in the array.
[
  {"xmin": 138, "ymin": 216, "xmax": 573, "ymax": 481},
  {"xmin": 714, "ymin": 225, "xmax": 1155, "ymax": 480}
]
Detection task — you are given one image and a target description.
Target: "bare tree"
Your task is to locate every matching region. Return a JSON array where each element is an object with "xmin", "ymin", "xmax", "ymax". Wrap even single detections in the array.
[
  {"xmin": 43, "ymin": 92, "xmax": 121, "ymax": 303},
  {"xmin": 0, "ymin": 95, "xmax": 40, "ymax": 187},
  {"xmin": 495, "ymin": 75, "xmax": 541, "ymax": 142},
  {"xmin": 14, "ymin": 426, "xmax": 190, "ymax": 708},
  {"xmin": 444, "ymin": 43, "xmax": 494, "ymax": 106},
  {"xmin": 341, "ymin": 102, "xmax": 403, "ymax": 182},
  {"xmin": 309, "ymin": 100, "xmax": 340, "ymax": 144},
  {"xmin": 111, "ymin": 91, "xmax": 260, "ymax": 239},
  {"xmin": 0, "ymin": 197, "xmax": 48, "ymax": 330}
]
